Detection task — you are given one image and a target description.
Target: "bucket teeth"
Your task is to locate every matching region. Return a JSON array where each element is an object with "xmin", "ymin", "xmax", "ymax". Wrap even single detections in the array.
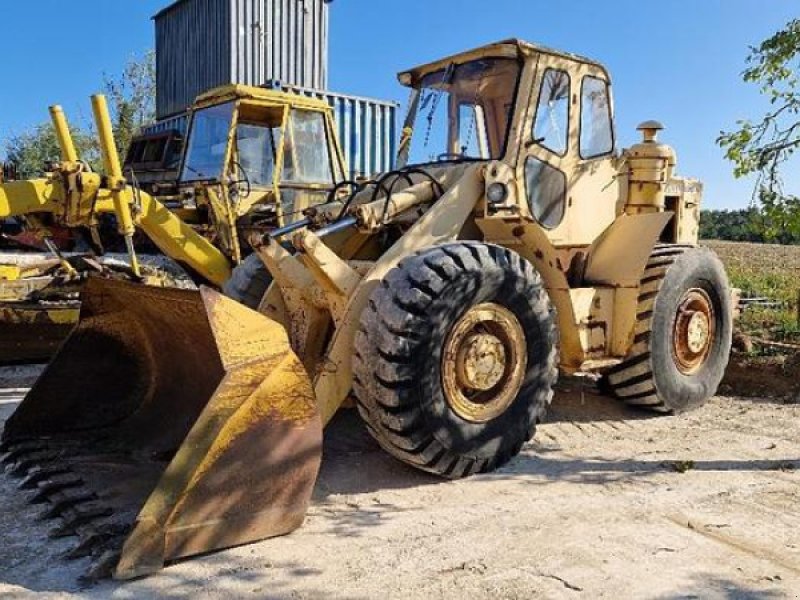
[
  {"xmin": 39, "ymin": 488, "xmax": 98, "ymax": 521},
  {"xmin": 2, "ymin": 442, "xmax": 49, "ymax": 467},
  {"xmin": 19, "ymin": 465, "xmax": 71, "ymax": 490},
  {"xmin": 49, "ymin": 502, "xmax": 114, "ymax": 538},
  {"xmin": 79, "ymin": 550, "xmax": 121, "ymax": 585},
  {"xmin": 10, "ymin": 450, "xmax": 60, "ymax": 477},
  {"xmin": 30, "ymin": 474, "xmax": 84, "ymax": 504},
  {"xmin": 64, "ymin": 523, "xmax": 130, "ymax": 561}
]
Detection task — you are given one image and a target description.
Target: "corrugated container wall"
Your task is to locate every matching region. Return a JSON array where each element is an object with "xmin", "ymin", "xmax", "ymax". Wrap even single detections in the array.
[
  {"xmin": 271, "ymin": 82, "xmax": 397, "ymax": 179},
  {"xmin": 155, "ymin": 0, "xmax": 330, "ymax": 119},
  {"xmin": 142, "ymin": 86, "xmax": 398, "ymax": 180}
]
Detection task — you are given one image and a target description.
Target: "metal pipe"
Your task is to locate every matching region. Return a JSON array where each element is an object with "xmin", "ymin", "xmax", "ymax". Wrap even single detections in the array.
[
  {"xmin": 48, "ymin": 106, "xmax": 78, "ymax": 163},
  {"xmin": 315, "ymin": 216, "xmax": 357, "ymax": 239},
  {"xmin": 265, "ymin": 218, "xmax": 311, "ymax": 242},
  {"xmin": 91, "ymin": 95, "xmax": 140, "ymax": 277}
]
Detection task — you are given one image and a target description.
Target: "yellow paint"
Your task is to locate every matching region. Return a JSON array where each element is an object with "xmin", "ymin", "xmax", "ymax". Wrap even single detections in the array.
[
  {"xmin": 0, "ymin": 265, "xmax": 22, "ymax": 281},
  {"xmin": 92, "ymin": 95, "xmax": 140, "ymax": 276},
  {"xmin": 49, "ymin": 105, "xmax": 78, "ymax": 162}
]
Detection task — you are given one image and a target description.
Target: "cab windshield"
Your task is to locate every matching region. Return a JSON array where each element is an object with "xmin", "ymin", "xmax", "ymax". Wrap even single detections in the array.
[
  {"xmin": 181, "ymin": 102, "xmax": 335, "ymax": 187},
  {"xmin": 181, "ymin": 102, "xmax": 235, "ymax": 182},
  {"xmin": 405, "ymin": 57, "xmax": 521, "ymax": 166}
]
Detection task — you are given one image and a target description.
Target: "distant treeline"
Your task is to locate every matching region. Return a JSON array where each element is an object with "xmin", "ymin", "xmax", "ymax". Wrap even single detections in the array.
[{"xmin": 700, "ymin": 208, "xmax": 800, "ymax": 245}]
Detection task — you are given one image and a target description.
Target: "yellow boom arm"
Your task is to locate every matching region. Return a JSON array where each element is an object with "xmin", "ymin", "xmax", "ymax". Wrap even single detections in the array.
[
  {"xmin": 0, "ymin": 178, "xmax": 231, "ymax": 287},
  {"xmin": 0, "ymin": 96, "xmax": 232, "ymax": 287}
]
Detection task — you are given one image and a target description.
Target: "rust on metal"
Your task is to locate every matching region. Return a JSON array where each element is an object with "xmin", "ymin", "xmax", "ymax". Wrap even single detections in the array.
[
  {"xmin": 441, "ymin": 303, "xmax": 528, "ymax": 423},
  {"xmin": 672, "ymin": 288, "xmax": 715, "ymax": 375},
  {"xmin": 0, "ymin": 302, "xmax": 79, "ymax": 364}
]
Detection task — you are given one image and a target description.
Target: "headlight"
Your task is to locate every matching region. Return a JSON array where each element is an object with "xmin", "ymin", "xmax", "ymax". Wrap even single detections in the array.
[{"xmin": 486, "ymin": 182, "xmax": 509, "ymax": 204}]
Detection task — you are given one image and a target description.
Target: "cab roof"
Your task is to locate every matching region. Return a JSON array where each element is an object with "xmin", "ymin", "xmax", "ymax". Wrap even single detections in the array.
[
  {"xmin": 398, "ymin": 39, "xmax": 608, "ymax": 86},
  {"xmin": 192, "ymin": 84, "xmax": 333, "ymax": 113}
]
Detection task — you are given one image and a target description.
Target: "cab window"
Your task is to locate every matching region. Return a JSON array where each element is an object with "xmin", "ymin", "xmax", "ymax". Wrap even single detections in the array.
[
  {"xmin": 580, "ymin": 76, "xmax": 614, "ymax": 158},
  {"xmin": 533, "ymin": 69, "xmax": 570, "ymax": 156},
  {"xmin": 283, "ymin": 110, "xmax": 334, "ymax": 184},
  {"xmin": 237, "ymin": 123, "xmax": 280, "ymax": 187},
  {"xmin": 526, "ymin": 157, "xmax": 567, "ymax": 230}
]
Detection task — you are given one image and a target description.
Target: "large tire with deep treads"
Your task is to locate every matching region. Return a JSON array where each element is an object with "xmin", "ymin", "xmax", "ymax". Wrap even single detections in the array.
[
  {"xmin": 353, "ymin": 242, "xmax": 559, "ymax": 479},
  {"xmin": 602, "ymin": 244, "xmax": 733, "ymax": 413},
  {"xmin": 222, "ymin": 253, "xmax": 273, "ymax": 310}
]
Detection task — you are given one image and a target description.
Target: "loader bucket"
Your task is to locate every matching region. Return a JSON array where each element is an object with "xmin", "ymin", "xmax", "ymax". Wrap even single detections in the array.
[{"xmin": 1, "ymin": 277, "xmax": 322, "ymax": 581}]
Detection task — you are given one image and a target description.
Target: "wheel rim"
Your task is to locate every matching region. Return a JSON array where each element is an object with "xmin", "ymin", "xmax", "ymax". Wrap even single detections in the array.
[
  {"xmin": 442, "ymin": 303, "xmax": 527, "ymax": 423},
  {"xmin": 672, "ymin": 288, "xmax": 715, "ymax": 375}
]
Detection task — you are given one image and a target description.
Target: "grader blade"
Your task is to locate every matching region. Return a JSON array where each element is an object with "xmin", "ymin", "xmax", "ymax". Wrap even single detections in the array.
[{"xmin": 1, "ymin": 277, "xmax": 322, "ymax": 581}]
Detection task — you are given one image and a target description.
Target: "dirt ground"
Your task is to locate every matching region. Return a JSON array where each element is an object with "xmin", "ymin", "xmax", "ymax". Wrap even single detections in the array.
[{"xmin": 0, "ymin": 365, "xmax": 798, "ymax": 599}]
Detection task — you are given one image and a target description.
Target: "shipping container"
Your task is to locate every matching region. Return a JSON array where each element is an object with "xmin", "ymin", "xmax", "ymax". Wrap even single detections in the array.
[
  {"xmin": 141, "ymin": 83, "xmax": 399, "ymax": 180},
  {"xmin": 154, "ymin": 0, "xmax": 331, "ymax": 119}
]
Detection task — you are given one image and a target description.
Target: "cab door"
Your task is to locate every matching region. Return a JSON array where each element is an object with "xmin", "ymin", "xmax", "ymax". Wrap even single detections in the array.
[{"xmin": 519, "ymin": 55, "xmax": 621, "ymax": 248}]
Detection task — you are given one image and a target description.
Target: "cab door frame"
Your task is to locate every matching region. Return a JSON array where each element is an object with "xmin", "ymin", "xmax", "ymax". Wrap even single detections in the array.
[{"xmin": 514, "ymin": 52, "xmax": 622, "ymax": 248}]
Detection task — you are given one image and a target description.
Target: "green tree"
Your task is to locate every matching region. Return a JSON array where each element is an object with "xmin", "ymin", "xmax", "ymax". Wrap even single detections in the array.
[
  {"xmin": 103, "ymin": 50, "xmax": 156, "ymax": 159},
  {"xmin": 718, "ymin": 19, "xmax": 800, "ymax": 242},
  {"xmin": 4, "ymin": 123, "xmax": 98, "ymax": 179}
]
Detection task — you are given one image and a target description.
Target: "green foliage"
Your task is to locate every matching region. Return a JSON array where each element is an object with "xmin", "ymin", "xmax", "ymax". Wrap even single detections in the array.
[
  {"xmin": 701, "ymin": 208, "xmax": 800, "ymax": 244},
  {"xmin": 706, "ymin": 241, "xmax": 800, "ymax": 344},
  {"xmin": 4, "ymin": 123, "xmax": 99, "ymax": 179},
  {"xmin": 103, "ymin": 50, "xmax": 156, "ymax": 159},
  {"xmin": 718, "ymin": 19, "xmax": 800, "ymax": 236},
  {"xmin": 2, "ymin": 51, "xmax": 155, "ymax": 178}
]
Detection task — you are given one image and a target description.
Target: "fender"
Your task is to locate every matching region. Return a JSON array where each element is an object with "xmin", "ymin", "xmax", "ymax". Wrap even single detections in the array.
[{"xmin": 583, "ymin": 212, "xmax": 675, "ymax": 287}]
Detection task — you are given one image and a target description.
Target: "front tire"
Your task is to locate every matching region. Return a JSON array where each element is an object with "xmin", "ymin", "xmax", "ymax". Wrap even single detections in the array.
[
  {"xmin": 603, "ymin": 245, "xmax": 733, "ymax": 413},
  {"xmin": 353, "ymin": 243, "xmax": 558, "ymax": 479},
  {"xmin": 222, "ymin": 253, "xmax": 273, "ymax": 310}
]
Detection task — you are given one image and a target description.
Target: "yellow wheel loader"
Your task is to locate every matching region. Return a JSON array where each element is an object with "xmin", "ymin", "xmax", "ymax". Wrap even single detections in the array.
[
  {"xmin": 0, "ymin": 86, "xmax": 347, "ymax": 362},
  {"xmin": 1, "ymin": 40, "xmax": 733, "ymax": 581}
]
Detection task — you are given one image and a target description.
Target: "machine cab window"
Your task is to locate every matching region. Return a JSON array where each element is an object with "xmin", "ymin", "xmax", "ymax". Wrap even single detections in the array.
[
  {"xmin": 403, "ymin": 58, "xmax": 522, "ymax": 165},
  {"xmin": 580, "ymin": 76, "xmax": 614, "ymax": 159},
  {"xmin": 533, "ymin": 69, "xmax": 570, "ymax": 156},
  {"xmin": 236, "ymin": 121, "xmax": 281, "ymax": 188},
  {"xmin": 181, "ymin": 102, "xmax": 235, "ymax": 182},
  {"xmin": 282, "ymin": 109, "xmax": 335, "ymax": 184}
]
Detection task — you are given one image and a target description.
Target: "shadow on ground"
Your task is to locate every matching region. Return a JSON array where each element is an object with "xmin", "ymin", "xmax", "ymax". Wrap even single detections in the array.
[
  {"xmin": 0, "ymin": 378, "xmax": 796, "ymax": 596},
  {"xmin": 657, "ymin": 574, "xmax": 786, "ymax": 600}
]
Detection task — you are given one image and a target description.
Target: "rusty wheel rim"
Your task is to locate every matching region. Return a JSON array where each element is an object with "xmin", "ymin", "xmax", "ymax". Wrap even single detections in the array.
[
  {"xmin": 442, "ymin": 303, "xmax": 527, "ymax": 423},
  {"xmin": 672, "ymin": 288, "xmax": 715, "ymax": 375}
]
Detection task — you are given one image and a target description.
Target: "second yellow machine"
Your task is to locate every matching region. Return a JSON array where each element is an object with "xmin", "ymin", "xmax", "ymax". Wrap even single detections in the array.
[{"xmin": 0, "ymin": 85, "xmax": 347, "ymax": 360}]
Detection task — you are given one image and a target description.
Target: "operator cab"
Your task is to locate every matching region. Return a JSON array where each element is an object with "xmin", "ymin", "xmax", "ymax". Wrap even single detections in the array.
[
  {"xmin": 398, "ymin": 40, "xmax": 621, "ymax": 246},
  {"xmin": 179, "ymin": 86, "xmax": 345, "ymax": 231}
]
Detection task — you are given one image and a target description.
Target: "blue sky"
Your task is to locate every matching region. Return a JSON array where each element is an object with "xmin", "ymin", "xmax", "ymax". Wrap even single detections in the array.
[{"xmin": 0, "ymin": 0, "xmax": 796, "ymax": 210}]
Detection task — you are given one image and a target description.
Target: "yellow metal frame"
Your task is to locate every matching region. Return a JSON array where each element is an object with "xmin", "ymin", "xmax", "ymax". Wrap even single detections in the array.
[
  {"xmin": 0, "ymin": 98, "xmax": 233, "ymax": 287},
  {"xmin": 181, "ymin": 86, "xmax": 346, "ymax": 248}
]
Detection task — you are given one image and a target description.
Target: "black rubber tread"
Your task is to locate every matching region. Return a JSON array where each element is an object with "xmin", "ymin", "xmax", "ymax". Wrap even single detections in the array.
[
  {"xmin": 353, "ymin": 242, "xmax": 559, "ymax": 479},
  {"xmin": 602, "ymin": 244, "xmax": 733, "ymax": 413},
  {"xmin": 221, "ymin": 253, "xmax": 274, "ymax": 310}
]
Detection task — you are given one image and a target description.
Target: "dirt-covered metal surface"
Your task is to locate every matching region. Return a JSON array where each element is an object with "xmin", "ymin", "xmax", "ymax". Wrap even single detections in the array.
[
  {"xmin": 0, "ymin": 252, "xmax": 198, "ymax": 365},
  {"xmin": 0, "ymin": 279, "xmax": 322, "ymax": 582},
  {"xmin": 0, "ymin": 365, "xmax": 798, "ymax": 598}
]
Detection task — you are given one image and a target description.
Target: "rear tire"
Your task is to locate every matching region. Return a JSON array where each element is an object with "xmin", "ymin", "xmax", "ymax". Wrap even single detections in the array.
[
  {"xmin": 222, "ymin": 253, "xmax": 273, "ymax": 310},
  {"xmin": 353, "ymin": 243, "xmax": 558, "ymax": 479},
  {"xmin": 602, "ymin": 245, "xmax": 733, "ymax": 413}
]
